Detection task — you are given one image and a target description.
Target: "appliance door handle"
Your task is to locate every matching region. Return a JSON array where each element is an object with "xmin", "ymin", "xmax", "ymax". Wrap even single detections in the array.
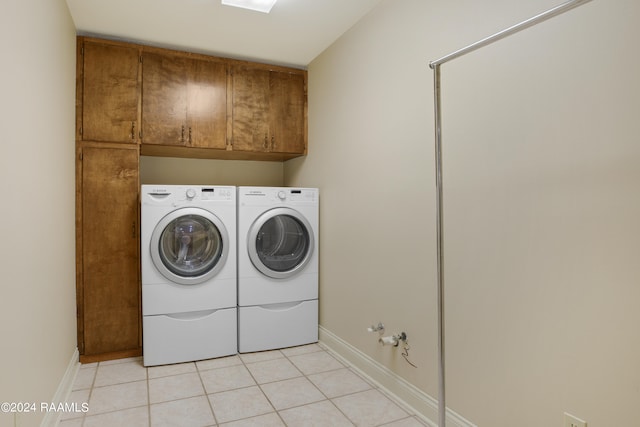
[
  {"xmin": 164, "ymin": 309, "xmax": 218, "ymax": 321},
  {"xmin": 257, "ymin": 301, "xmax": 305, "ymax": 312}
]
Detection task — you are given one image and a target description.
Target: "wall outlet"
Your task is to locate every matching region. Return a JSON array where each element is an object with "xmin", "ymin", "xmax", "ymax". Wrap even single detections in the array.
[{"xmin": 564, "ymin": 413, "xmax": 587, "ymax": 427}]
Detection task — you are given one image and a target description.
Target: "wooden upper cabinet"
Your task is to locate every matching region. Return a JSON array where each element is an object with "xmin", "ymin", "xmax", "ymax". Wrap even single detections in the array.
[
  {"xmin": 269, "ymin": 71, "xmax": 306, "ymax": 154},
  {"xmin": 142, "ymin": 52, "xmax": 227, "ymax": 149},
  {"xmin": 78, "ymin": 36, "xmax": 306, "ymax": 160},
  {"xmin": 80, "ymin": 40, "xmax": 140, "ymax": 143},
  {"xmin": 141, "ymin": 53, "xmax": 187, "ymax": 145},
  {"xmin": 188, "ymin": 58, "xmax": 228, "ymax": 149},
  {"xmin": 231, "ymin": 67, "xmax": 307, "ymax": 155},
  {"xmin": 230, "ymin": 67, "xmax": 271, "ymax": 153}
]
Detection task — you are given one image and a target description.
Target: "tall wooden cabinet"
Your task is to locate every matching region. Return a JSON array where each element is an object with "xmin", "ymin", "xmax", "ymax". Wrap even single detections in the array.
[
  {"xmin": 75, "ymin": 36, "xmax": 307, "ymax": 362},
  {"xmin": 76, "ymin": 37, "xmax": 142, "ymax": 362},
  {"xmin": 76, "ymin": 143, "xmax": 141, "ymax": 360}
]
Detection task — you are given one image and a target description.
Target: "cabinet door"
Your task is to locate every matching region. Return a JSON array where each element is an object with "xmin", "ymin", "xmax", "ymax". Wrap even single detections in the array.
[
  {"xmin": 269, "ymin": 71, "xmax": 306, "ymax": 154},
  {"xmin": 80, "ymin": 145, "xmax": 140, "ymax": 356},
  {"xmin": 230, "ymin": 67, "xmax": 270, "ymax": 153},
  {"xmin": 82, "ymin": 42, "xmax": 139, "ymax": 143},
  {"xmin": 142, "ymin": 53, "xmax": 188, "ymax": 145},
  {"xmin": 187, "ymin": 58, "xmax": 227, "ymax": 149}
]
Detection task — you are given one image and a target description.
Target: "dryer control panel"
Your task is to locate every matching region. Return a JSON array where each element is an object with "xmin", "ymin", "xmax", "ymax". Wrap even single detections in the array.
[{"xmin": 241, "ymin": 187, "xmax": 318, "ymax": 205}]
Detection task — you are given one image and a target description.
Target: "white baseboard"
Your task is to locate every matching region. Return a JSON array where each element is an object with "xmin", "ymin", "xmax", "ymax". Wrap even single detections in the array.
[
  {"xmin": 319, "ymin": 326, "xmax": 476, "ymax": 427},
  {"xmin": 41, "ymin": 348, "xmax": 80, "ymax": 427}
]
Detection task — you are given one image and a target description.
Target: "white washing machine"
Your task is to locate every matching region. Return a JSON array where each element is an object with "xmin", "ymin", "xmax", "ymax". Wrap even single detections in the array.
[
  {"xmin": 237, "ymin": 187, "xmax": 319, "ymax": 353},
  {"xmin": 141, "ymin": 185, "xmax": 237, "ymax": 366}
]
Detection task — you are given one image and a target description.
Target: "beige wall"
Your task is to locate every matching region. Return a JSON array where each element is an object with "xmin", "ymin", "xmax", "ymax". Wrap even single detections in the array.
[
  {"xmin": 140, "ymin": 156, "xmax": 284, "ymax": 187},
  {"xmin": 285, "ymin": 0, "xmax": 640, "ymax": 425},
  {"xmin": 0, "ymin": 0, "xmax": 77, "ymax": 426}
]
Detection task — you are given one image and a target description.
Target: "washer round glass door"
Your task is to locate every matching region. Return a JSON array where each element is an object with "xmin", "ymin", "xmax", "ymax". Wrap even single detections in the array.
[
  {"xmin": 247, "ymin": 207, "xmax": 314, "ymax": 279},
  {"xmin": 150, "ymin": 207, "xmax": 229, "ymax": 285}
]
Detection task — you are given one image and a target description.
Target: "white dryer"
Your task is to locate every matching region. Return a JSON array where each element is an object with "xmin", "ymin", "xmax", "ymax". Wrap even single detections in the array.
[
  {"xmin": 237, "ymin": 187, "xmax": 319, "ymax": 353},
  {"xmin": 141, "ymin": 185, "xmax": 237, "ymax": 366}
]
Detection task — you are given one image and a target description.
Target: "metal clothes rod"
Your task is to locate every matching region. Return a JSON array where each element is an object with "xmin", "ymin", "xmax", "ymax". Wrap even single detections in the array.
[
  {"xmin": 429, "ymin": 0, "xmax": 592, "ymax": 68},
  {"xmin": 427, "ymin": 1, "xmax": 592, "ymax": 426}
]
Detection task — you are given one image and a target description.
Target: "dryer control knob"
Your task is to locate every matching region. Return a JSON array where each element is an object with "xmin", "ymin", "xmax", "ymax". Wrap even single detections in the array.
[
  {"xmin": 278, "ymin": 190, "xmax": 287, "ymax": 200},
  {"xmin": 186, "ymin": 188, "xmax": 196, "ymax": 199}
]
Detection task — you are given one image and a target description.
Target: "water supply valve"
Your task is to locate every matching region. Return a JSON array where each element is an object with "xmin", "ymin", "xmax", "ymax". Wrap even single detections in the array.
[
  {"xmin": 378, "ymin": 332, "xmax": 406, "ymax": 347},
  {"xmin": 367, "ymin": 322, "xmax": 385, "ymax": 334}
]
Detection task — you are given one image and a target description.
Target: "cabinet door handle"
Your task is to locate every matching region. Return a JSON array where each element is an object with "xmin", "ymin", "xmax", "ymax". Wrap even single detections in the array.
[
  {"xmin": 189, "ymin": 127, "xmax": 192, "ymax": 144},
  {"xmin": 131, "ymin": 221, "xmax": 136, "ymax": 239},
  {"xmin": 263, "ymin": 134, "xmax": 268, "ymax": 149},
  {"xmin": 130, "ymin": 122, "xmax": 135, "ymax": 140},
  {"xmin": 271, "ymin": 136, "xmax": 275, "ymax": 151},
  {"xmin": 181, "ymin": 125, "xmax": 185, "ymax": 143}
]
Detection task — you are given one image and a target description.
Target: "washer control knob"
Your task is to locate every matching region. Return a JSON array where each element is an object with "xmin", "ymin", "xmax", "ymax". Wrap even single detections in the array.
[
  {"xmin": 277, "ymin": 190, "xmax": 287, "ymax": 200},
  {"xmin": 186, "ymin": 188, "xmax": 196, "ymax": 200}
]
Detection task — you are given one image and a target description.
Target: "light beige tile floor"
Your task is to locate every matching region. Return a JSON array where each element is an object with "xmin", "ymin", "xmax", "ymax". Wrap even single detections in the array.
[{"xmin": 59, "ymin": 343, "xmax": 427, "ymax": 427}]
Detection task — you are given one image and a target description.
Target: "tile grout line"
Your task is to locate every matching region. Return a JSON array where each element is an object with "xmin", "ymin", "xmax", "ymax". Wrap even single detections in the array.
[
  {"xmin": 194, "ymin": 357, "xmax": 219, "ymax": 426},
  {"xmin": 145, "ymin": 363, "xmax": 151, "ymax": 427},
  {"xmin": 81, "ymin": 361, "xmax": 99, "ymax": 426},
  {"xmin": 240, "ymin": 349, "xmax": 287, "ymax": 425}
]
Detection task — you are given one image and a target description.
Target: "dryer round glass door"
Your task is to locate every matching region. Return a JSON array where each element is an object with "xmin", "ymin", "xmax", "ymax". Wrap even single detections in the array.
[
  {"xmin": 150, "ymin": 207, "xmax": 229, "ymax": 285},
  {"xmin": 247, "ymin": 207, "xmax": 314, "ymax": 279}
]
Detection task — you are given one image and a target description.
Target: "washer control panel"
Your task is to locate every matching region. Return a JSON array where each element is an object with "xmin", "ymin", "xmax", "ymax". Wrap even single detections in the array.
[
  {"xmin": 199, "ymin": 187, "xmax": 234, "ymax": 201},
  {"xmin": 142, "ymin": 185, "xmax": 235, "ymax": 204}
]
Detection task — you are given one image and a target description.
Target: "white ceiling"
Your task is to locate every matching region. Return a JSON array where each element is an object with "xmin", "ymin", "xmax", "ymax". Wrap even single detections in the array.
[{"xmin": 65, "ymin": 0, "xmax": 382, "ymax": 68}]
